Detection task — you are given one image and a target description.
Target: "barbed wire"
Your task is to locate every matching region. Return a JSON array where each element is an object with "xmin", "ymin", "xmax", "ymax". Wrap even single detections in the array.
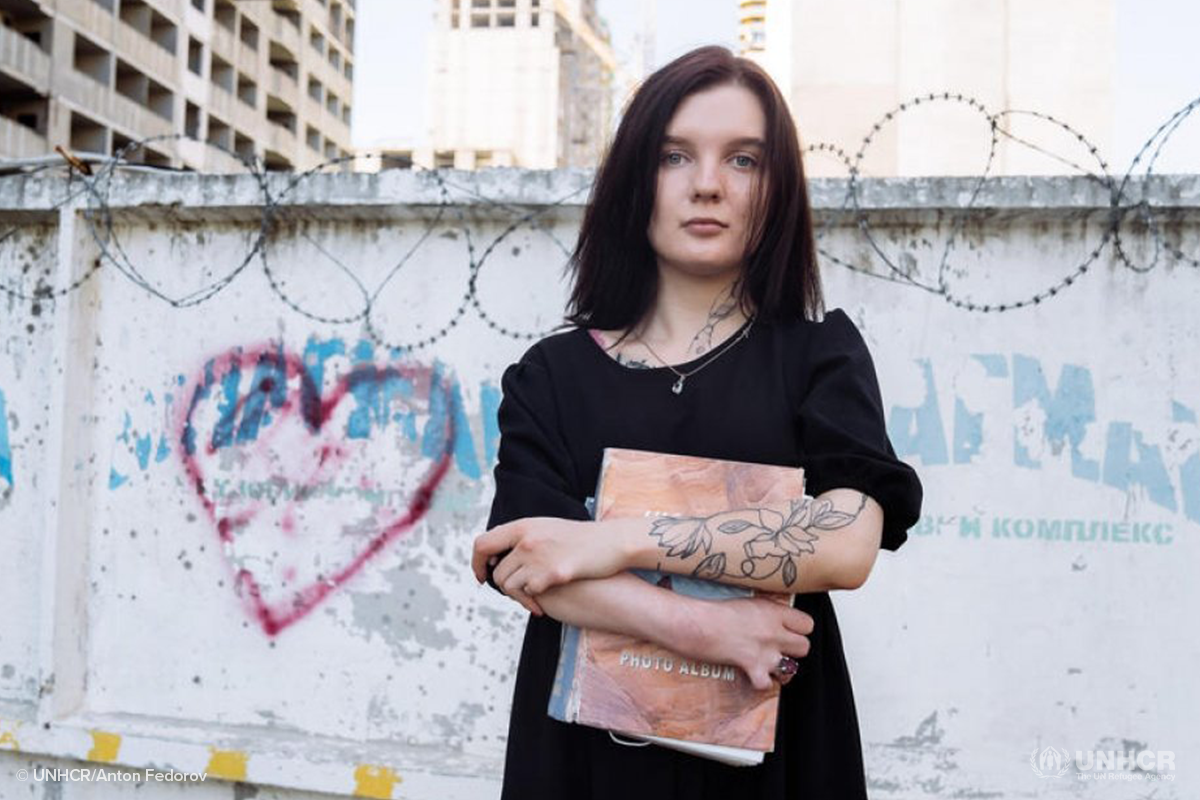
[
  {"xmin": 0, "ymin": 90, "xmax": 1197, "ymax": 352},
  {"xmin": 806, "ymin": 91, "xmax": 1199, "ymax": 313}
]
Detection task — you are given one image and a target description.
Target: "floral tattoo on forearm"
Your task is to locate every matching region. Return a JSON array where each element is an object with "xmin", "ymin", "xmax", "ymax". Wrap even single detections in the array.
[{"xmin": 646, "ymin": 493, "xmax": 869, "ymax": 588}]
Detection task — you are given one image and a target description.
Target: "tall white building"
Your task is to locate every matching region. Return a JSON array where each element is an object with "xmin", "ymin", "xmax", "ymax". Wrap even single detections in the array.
[
  {"xmin": 738, "ymin": 0, "xmax": 1117, "ymax": 178},
  {"xmin": 375, "ymin": 0, "xmax": 615, "ymax": 171}
]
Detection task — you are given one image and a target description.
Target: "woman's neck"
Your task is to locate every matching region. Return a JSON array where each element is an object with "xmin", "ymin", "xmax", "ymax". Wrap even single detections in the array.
[
  {"xmin": 602, "ymin": 270, "xmax": 753, "ymax": 364},
  {"xmin": 639, "ymin": 269, "xmax": 748, "ymax": 339}
]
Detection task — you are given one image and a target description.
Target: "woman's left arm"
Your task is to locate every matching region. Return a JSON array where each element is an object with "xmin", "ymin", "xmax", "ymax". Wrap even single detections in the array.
[
  {"xmin": 473, "ymin": 486, "xmax": 883, "ymax": 596},
  {"xmin": 623, "ymin": 486, "xmax": 884, "ymax": 592},
  {"xmin": 474, "ymin": 308, "xmax": 922, "ymax": 599}
]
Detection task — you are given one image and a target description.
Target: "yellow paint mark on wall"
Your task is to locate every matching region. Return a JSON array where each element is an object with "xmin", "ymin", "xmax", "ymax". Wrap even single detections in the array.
[
  {"xmin": 353, "ymin": 763, "xmax": 401, "ymax": 798},
  {"xmin": 87, "ymin": 730, "xmax": 122, "ymax": 762},
  {"xmin": 0, "ymin": 730, "xmax": 19, "ymax": 752},
  {"xmin": 205, "ymin": 748, "xmax": 249, "ymax": 781}
]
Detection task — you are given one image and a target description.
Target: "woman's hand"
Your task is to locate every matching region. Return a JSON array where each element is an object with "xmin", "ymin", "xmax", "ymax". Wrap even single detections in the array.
[
  {"xmin": 471, "ymin": 517, "xmax": 631, "ymax": 614},
  {"xmin": 679, "ymin": 596, "xmax": 814, "ymax": 691}
]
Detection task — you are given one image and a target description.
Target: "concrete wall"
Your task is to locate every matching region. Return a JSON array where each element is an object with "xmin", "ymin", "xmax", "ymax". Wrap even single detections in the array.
[{"xmin": 0, "ymin": 166, "xmax": 1197, "ymax": 798}]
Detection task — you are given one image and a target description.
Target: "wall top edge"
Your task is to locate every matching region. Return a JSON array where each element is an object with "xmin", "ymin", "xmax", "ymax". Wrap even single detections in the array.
[{"xmin": 0, "ymin": 170, "xmax": 1196, "ymax": 213}]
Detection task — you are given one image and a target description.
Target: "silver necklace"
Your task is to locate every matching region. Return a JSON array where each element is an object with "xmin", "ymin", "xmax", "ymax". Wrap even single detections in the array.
[{"xmin": 634, "ymin": 315, "xmax": 756, "ymax": 395}]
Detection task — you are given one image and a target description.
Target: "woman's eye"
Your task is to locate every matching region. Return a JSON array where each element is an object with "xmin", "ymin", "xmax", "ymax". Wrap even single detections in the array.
[{"xmin": 659, "ymin": 152, "xmax": 756, "ymax": 168}]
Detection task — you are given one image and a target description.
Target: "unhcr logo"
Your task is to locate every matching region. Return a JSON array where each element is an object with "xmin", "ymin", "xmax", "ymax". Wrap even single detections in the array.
[
  {"xmin": 1029, "ymin": 746, "xmax": 1177, "ymax": 781},
  {"xmin": 1030, "ymin": 746, "xmax": 1073, "ymax": 777}
]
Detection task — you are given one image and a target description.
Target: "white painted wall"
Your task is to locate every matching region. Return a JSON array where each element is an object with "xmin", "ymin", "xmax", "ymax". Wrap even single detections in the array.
[{"xmin": 0, "ymin": 168, "xmax": 1196, "ymax": 798}]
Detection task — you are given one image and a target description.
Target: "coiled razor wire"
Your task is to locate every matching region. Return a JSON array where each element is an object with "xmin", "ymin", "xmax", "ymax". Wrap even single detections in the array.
[{"xmin": 0, "ymin": 90, "xmax": 1197, "ymax": 351}]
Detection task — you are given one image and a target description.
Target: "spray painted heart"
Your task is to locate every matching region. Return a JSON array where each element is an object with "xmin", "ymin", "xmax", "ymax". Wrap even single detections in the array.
[{"xmin": 174, "ymin": 343, "xmax": 455, "ymax": 635}]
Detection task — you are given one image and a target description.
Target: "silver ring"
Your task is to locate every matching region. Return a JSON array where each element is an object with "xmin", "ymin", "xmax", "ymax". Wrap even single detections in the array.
[{"xmin": 777, "ymin": 656, "xmax": 800, "ymax": 676}]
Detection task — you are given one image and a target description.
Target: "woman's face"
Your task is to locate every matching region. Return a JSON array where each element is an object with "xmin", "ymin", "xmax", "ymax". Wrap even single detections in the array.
[{"xmin": 647, "ymin": 82, "xmax": 766, "ymax": 280}]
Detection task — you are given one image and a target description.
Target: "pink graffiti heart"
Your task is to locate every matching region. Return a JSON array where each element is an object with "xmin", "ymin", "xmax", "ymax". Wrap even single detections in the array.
[{"xmin": 174, "ymin": 344, "xmax": 455, "ymax": 635}]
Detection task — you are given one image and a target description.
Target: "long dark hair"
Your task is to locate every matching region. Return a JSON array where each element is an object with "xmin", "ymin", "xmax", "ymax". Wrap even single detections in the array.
[{"xmin": 562, "ymin": 45, "xmax": 824, "ymax": 337}]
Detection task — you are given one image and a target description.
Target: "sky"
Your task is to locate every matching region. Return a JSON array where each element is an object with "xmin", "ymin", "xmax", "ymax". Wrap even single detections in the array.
[{"xmin": 350, "ymin": 0, "xmax": 1199, "ymax": 175}]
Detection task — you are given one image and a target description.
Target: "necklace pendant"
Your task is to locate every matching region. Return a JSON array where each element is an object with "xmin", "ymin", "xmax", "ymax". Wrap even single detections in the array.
[{"xmin": 671, "ymin": 375, "xmax": 685, "ymax": 394}]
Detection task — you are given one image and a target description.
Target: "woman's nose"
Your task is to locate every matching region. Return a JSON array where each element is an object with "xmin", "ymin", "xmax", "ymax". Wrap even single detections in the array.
[{"xmin": 691, "ymin": 159, "xmax": 722, "ymax": 198}]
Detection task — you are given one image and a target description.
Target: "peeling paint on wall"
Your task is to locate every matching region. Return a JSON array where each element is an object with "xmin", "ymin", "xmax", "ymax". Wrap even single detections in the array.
[
  {"xmin": 205, "ymin": 747, "xmax": 249, "ymax": 781},
  {"xmin": 173, "ymin": 343, "xmax": 458, "ymax": 636},
  {"xmin": 107, "ymin": 337, "xmax": 499, "ymax": 489},
  {"xmin": 888, "ymin": 352, "xmax": 1200, "ymax": 524},
  {"xmin": 352, "ymin": 763, "xmax": 401, "ymax": 799},
  {"xmin": 0, "ymin": 720, "xmax": 20, "ymax": 751},
  {"xmin": 86, "ymin": 730, "xmax": 121, "ymax": 762},
  {"xmin": 0, "ymin": 386, "xmax": 12, "ymax": 493}
]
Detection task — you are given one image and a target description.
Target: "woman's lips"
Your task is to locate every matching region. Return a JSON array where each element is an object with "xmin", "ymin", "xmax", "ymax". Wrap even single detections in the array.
[{"xmin": 684, "ymin": 221, "xmax": 726, "ymax": 234}]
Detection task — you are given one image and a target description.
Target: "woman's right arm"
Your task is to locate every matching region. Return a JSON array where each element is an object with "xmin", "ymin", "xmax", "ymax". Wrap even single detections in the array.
[{"xmin": 533, "ymin": 571, "xmax": 814, "ymax": 691}]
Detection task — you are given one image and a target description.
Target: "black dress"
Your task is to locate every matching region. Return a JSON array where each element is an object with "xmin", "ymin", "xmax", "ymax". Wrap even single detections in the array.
[{"xmin": 484, "ymin": 308, "xmax": 923, "ymax": 799}]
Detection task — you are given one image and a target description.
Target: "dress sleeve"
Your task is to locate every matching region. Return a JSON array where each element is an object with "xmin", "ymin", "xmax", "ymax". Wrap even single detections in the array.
[
  {"xmin": 484, "ymin": 343, "xmax": 592, "ymax": 592},
  {"xmin": 795, "ymin": 308, "xmax": 923, "ymax": 552}
]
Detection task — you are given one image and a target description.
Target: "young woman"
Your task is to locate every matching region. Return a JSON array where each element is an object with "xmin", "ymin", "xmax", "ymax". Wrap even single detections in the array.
[{"xmin": 471, "ymin": 45, "xmax": 923, "ymax": 799}]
